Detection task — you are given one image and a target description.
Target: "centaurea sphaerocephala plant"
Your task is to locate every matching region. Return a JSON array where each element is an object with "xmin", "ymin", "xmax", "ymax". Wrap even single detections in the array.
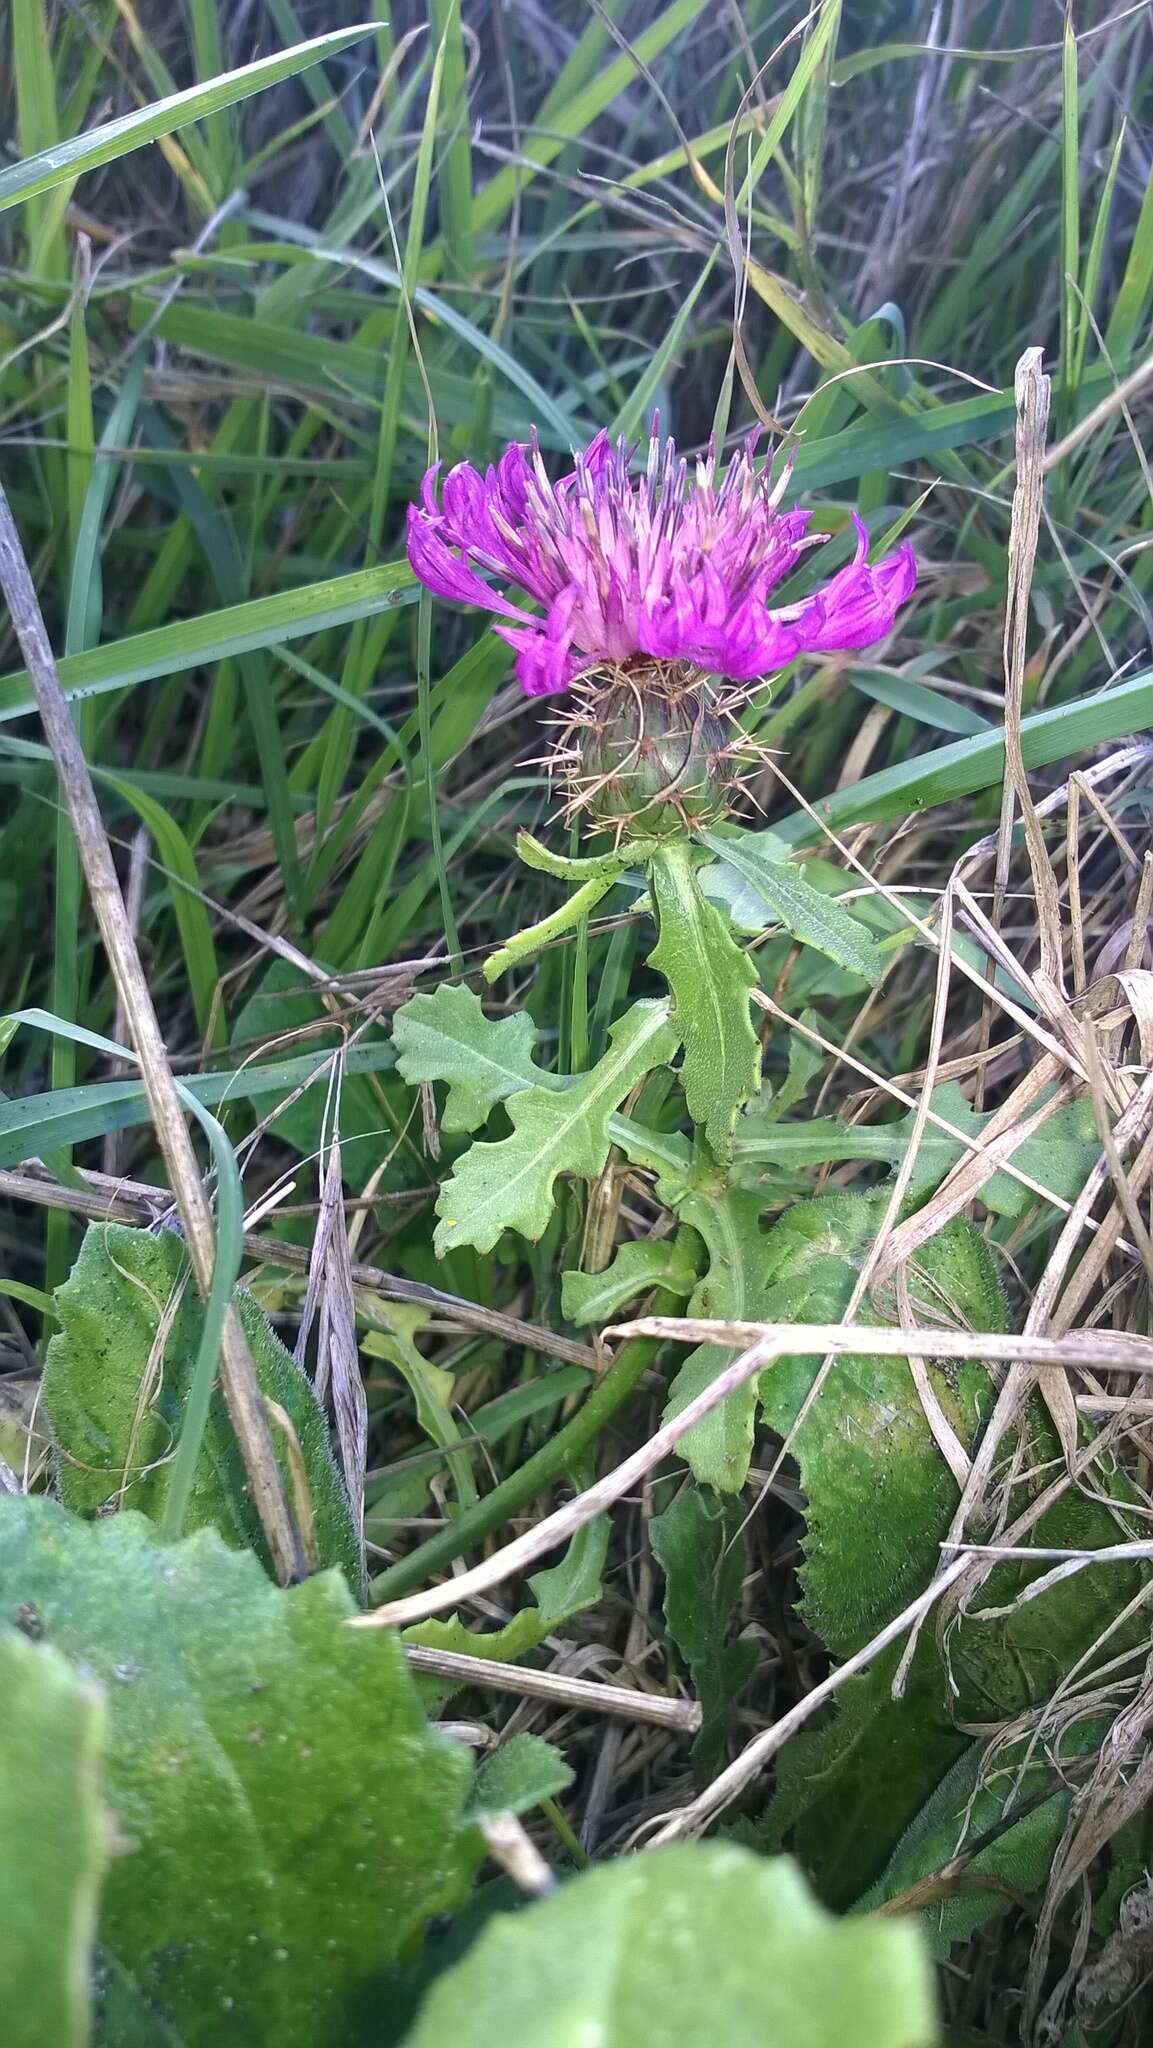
[{"xmin": 407, "ymin": 418, "xmax": 916, "ymax": 1164}]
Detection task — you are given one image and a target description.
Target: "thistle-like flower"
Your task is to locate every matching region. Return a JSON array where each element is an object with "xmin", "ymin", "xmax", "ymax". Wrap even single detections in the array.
[{"xmin": 407, "ymin": 424, "xmax": 916, "ymax": 699}]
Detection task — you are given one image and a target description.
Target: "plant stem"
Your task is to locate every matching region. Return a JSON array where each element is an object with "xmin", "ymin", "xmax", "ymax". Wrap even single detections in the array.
[
  {"xmin": 368, "ymin": 1335, "xmax": 659, "ymax": 1604},
  {"xmin": 483, "ymin": 873, "xmax": 615, "ymax": 983}
]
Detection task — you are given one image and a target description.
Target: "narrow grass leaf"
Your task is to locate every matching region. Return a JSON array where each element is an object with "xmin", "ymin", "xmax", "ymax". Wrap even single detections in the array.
[{"xmin": 0, "ymin": 26, "xmax": 380, "ymax": 212}]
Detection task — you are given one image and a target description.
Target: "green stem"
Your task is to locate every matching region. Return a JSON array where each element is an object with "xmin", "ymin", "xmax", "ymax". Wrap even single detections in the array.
[
  {"xmin": 367, "ymin": 1335, "xmax": 659, "ymax": 1604},
  {"xmin": 542, "ymin": 1797, "xmax": 590, "ymax": 1868},
  {"xmin": 483, "ymin": 873, "xmax": 615, "ymax": 983},
  {"xmin": 516, "ymin": 829, "xmax": 658, "ymax": 882}
]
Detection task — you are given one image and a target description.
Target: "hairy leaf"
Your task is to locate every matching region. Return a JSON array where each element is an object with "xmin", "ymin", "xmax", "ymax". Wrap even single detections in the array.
[
  {"xmin": 433, "ymin": 1000, "xmax": 678, "ymax": 1254},
  {"xmin": 753, "ymin": 1193, "xmax": 1001, "ymax": 1654},
  {"xmin": 762, "ymin": 1012, "xmax": 824, "ymax": 1122},
  {"xmin": 0, "ymin": 1632, "xmax": 106, "ymax": 2048},
  {"xmin": 0, "ymin": 1498, "xmax": 476, "ymax": 2046},
  {"xmin": 647, "ymin": 837, "xmax": 760, "ymax": 1155},
  {"xmin": 755, "ymin": 1194, "xmax": 1146, "ymax": 1921},
  {"xmin": 560, "ymin": 1229, "xmax": 701, "ymax": 1327},
  {"xmin": 393, "ymin": 983, "xmax": 560, "ymax": 1135},
  {"xmin": 650, "ymin": 1487, "xmax": 757, "ymax": 1765},
  {"xmin": 42, "ymin": 1225, "xmax": 361, "ymax": 1591},
  {"xmin": 403, "ymin": 1844, "xmax": 939, "ymax": 2048},
  {"xmin": 855, "ymin": 1727, "xmax": 1094, "ymax": 1953},
  {"xmin": 734, "ymin": 1084, "xmax": 1101, "ymax": 1213},
  {"xmin": 762, "ymin": 1650, "xmax": 968, "ymax": 1911},
  {"xmin": 700, "ymin": 830, "xmax": 886, "ymax": 983},
  {"xmin": 734, "ymin": 1082, "xmax": 985, "ymax": 1200},
  {"xmin": 466, "ymin": 1735, "xmax": 574, "ymax": 1821}
]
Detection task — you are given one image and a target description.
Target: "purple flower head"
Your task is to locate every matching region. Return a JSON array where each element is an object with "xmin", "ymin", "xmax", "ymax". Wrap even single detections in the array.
[{"xmin": 407, "ymin": 424, "xmax": 916, "ymax": 698}]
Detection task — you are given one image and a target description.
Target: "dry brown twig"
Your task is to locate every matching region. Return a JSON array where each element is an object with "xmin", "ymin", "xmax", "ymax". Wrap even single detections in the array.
[
  {"xmin": 0, "ymin": 1162, "xmax": 599, "ymax": 1370},
  {"xmin": 401, "ymin": 1643, "xmax": 700, "ymax": 1734},
  {"xmin": 0, "ymin": 483, "xmax": 304, "ymax": 1583},
  {"xmin": 353, "ymin": 1318, "xmax": 1153, "ymax": 1632}
]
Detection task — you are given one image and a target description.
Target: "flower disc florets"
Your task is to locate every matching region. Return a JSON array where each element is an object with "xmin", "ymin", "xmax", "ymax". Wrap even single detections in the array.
[{"xmin": 407, "ymin": 422, "xmax": 916, "ymax": 699}]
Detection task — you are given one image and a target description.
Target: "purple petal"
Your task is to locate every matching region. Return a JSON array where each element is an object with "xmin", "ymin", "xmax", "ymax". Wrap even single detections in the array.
[
  {"xmin": 440, "ymin": 460, "xmax": 491, "ymax": 535},
  {"xmin": 496, "ymin": 625, "xmax": 586, "ymax": 697},
  {"xmin": 406, "ymin": 506, "xmax": 534, "ymax": 625},
  {"xmin": 799, "ymin": 533, "xmax": 917, "ymax": 654},
  {"xmin": 418, "ymin": 462, "xmax": 443, "ymax": 517},
  {"xmin": 495, "ymin": 441, "xmax": 533, "ymax": 519}
]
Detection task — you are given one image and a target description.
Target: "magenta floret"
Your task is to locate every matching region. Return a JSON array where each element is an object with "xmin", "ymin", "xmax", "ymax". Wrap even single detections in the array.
[{"xmin": 407, "ymin": 425, "xmax": 916, "ymax": 698}]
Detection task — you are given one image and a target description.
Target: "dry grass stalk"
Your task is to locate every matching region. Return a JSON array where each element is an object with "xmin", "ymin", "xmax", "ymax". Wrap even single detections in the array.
[
  {"xmin": 0, "ymin": 1162, "xmax": 599, "ymax": 1369},
  {"xmin": 401, "ymin": 1643, "xmax": 700, "ymax": 1733},
  {"xmin": 0, "ymin": 482, "xmax": 304, "ymax": 1584},
  {"xmin": 355, "ymin": 1319, "xmax": 1153, "ymax": 1634}
]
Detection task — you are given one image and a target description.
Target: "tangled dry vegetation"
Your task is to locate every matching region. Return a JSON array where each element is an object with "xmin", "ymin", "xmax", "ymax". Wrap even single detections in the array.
[{"xmin": 3, "ymin": 3, "xmax": 1153, "ymax": 2043}]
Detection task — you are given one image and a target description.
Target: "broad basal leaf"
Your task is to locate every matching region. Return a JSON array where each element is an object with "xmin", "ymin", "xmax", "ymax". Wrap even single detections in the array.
[
  {"xmin": 393, "ymin": 983, "xmax": 561, "ymax": 1135},
  {"xmin": 0, "ymin": 1632, "xmax": 107, "ymax": 2048},
  {"xmin": 0, "ymin": 1498, "xmax": 476, "ymax": 2047},
  {"xmin": 700, "ymin": 828, "xmax": 886, "ymax": 983},
  {"xmin": 403, "ymin": 1844, "xmax": 939, "ymax": 2048},
  {"xmin": 760, "ymin": 1197, "xmax": 1148, "ymax": 1916},
  {"xmin": 434, "ymin": 1000, "xmax": 678, "ymax": 1255},
  {"xmin": 753, "ymin": 1193, "xmax": 1000, "ymax": 1655},
  {"xmin": 855, "ymin": 1725, "xmax": 1090, "ymax": 1954},
  {"xmin": 650, "ymin": 1487, "xmax": 757, "ymax": 1765},
  {"xmin": 560, "ymin": 1229, "xmax": 701, "ymax": 1327},
  {"xmin": 762, "ymin": 1647, "xmax": 969, "ymax": 1912},
  {"xmin": 647, "ymin": 838, "xmax": 760, "ymax": 1156},
  {"xmin": 42, "ymin": 1225, "xmax": 361, "ymax": 1591}
]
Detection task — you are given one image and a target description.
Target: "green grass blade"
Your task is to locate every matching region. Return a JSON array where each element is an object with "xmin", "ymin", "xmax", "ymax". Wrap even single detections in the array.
[
  {"xmin": 96, "ymin": 775, "xmax": 225, "ymax": 1048},
  {"xmin": 314, "ymin": 35, "xmax": 445, "ymax": 855},
  {"xmin": 235, "ymin": 225, "xmax": 583, "ymax": 446},
  {"xmin": 610, "ymin": 249, "xmax": 718, "ymax": 440},
  {"xmin": 428, "ymin": 0, "xmax": 475, "ymax": 280},
  {"xmin": 0, "ymin": 1040, "xmax": 398, "ymax": 1166},
  {"xmin": 0, "ymin": 560, "xmax": 416, "ymax": 722},
  {"xmin": 262, "ymin": 0, "xmax": 359, "ymax": 155},
  {"xmin": 1104, "ymin": 158, "xmax": 1153, "ymax": 361},
  {"xmin": 1060, "ymin": 15, "xmax": 1080, "ymax": 414},
  {"xmin": 470, "ymin": 0, "xmax": 708, "ymax": 237},
  {"xmin": 0, "ymin": 24, "xmax": 379, "ymax": 212},
  {"xmin": 185, "ymin": 0, "xmax": 240, "ymax": 193},
  {"xmin": 65, "ymin": 248, "xmax": 95, "ymax": 559},
  {"xmin": 777, "ymin": 671, "xmax": 1153, "ymax": 845},
  {"xmin": 734, "ymin": 0, "xmax": 842, "ymax": 212},
  {"xmin": 12, "ymin": 0, "xmax": 67, "ymax": 274},
  {"xmin": 1070, "ymin": 121, "xmax": 1125, "ymax": 396}
]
